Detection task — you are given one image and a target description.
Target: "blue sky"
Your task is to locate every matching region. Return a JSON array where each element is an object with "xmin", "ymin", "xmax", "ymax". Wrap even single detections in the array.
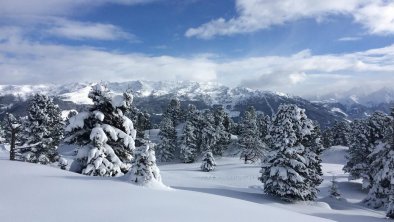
[{"xmin": 0, "ymin": 0, "xmax": 394, "ymax": 96}]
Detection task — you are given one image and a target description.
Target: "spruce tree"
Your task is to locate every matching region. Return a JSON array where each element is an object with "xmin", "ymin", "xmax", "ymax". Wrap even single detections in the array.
[
  {"xmin": 157, "ymin": 98, "xmax": 181, "ymax": 162},
  {"xmin": 19, "ymin": 94, "xmax": 64, "ymax": 164},
  {"xmin": 211, "ymin": 106, "xmax": 231, "ymax": 156},
  {"xmin": 329, "ymin": 176, "xmax": 341, "ymax": 199},
  {"xmin": 3, "ymin": 113, "xmax": 22, "ymax": 160},
  {"xmin": 331, "ymin": 121, "xmax": 351, "ymax": 146},
  {"xmin": 128, "ymin": 139, "xmax": 162, "ymax": 185},
  {"xmin": 257, "ymin": 113, "xmax": 271, "ymax": 145},
  {"xmin": 259, "ymin": 104, "xmax": 323, "ymax": 202},
  {"xmin": 322, "ymin": 128, "xmax": 334, "ymax": 148},
  {"xmin": 200, "ymin": 110, "xmax": 218, "ymax": 153},
  {"xmin": 180, "ymin": 104, "xmax": 200, "ymax": 163},
  {"xmin": 65, "ymin": 84, "xmax": 136, "ymax": 176},
  {"xmin": 200, "ymin": 151, "xmax": 216, "ymax": 172},
  {"xmin": 364, "ymin": 111, "xmax": 394, "ymax": 208},
  {"xmin": 0, "ymin": 122, "xmax": 5, "ymax": 144},
  {"xmin": 239, "ymin": 106, "xmax": 267, "ymax": 164},
  {"xmin": 344, "ymin": 112, "xmax": 391, "ymax": 189},
  {"xmin": 157, "ymin": 116, "xmax": 176, "ymax": 162}
]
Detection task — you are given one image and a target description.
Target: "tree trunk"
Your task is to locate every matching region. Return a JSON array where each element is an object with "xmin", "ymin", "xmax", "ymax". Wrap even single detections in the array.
[{"xmin": 9, "ymin": 130, "xmax": 16, "ymax": 161}]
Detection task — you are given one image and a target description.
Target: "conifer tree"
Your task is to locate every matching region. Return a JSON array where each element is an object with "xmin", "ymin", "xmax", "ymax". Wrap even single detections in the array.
[
  {"xmin": 180, "ymin": 104, "xmax": 200, "ymax": 163},
  {"xmin": 157, "ymin": 116, "xmax": 176, "ymax": 162},
  {"xmin": 200, "ymin": 151, "xmax": 216, "ymax": 172},
  {"xmin": 257, "ymin": 113, "xmax": 271, "ymax": 145},
  {"xmin": 344, "ymin": 112, "xmax": 391, "ymax": 189},
  {"xmin": 211, "ymin": 106, "xmax": 231, "ymax": 156},
  {"xmin": 329, "ymin": 176, "xmax": 341, "ymax": 199},
  {"xmin": 322, "ymin": 128, "xmax": 334, "ymax": 148},
  {"xmin": 331, "ymin": 121, "xmax": 351, "ymax": 146},
  {"xmin": 3, "ymin": 113, "xmax": 22, "ymax": 160},
  {"xmin": 363, "ymin": 111, "xmax": 394, "ymax": 208},
  {"xmin": 259, "ymin": 104, "xmax": 323, "ymax": 201},
  {"xmin": 66, "ymin": 84, "xmax": 136, "ymax": 176},
  {"xmin": 200, "ymin": 110, "xmax": 218, "ymax": 153},
  {"xmin": 128, "ymin": 139, "xmax": 162, "ymax": 185},
  {"xmin": 19, "ymin": 94, "xmax": 64, "ymax": 164},
  {"xmin": 239, "ymin": 106, "xmax": 266, "ymax": 164},
  {"xmin": 157, "ymin": 98, "xmax": 181, "ymax": 162}
]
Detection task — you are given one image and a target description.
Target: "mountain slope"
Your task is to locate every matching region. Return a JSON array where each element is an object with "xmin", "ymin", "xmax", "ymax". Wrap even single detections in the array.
[{"xmin": 0, "ymin": 80, "xmax": 350, "ymax": 127}]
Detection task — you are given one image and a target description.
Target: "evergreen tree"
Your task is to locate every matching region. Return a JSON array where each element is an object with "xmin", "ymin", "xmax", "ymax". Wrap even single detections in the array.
[
  {"xmin": 0, "ymin": 122, "xmax": 5, "ymax": 144},
  {"xmin": 19, "ymin": 94, "xmax": 64, "ymax": 164},
  {"xmin": 257, "ymin": 113, "xmax": 271, "ymax": 145},
  {"xmin": 165, "ymin": 98, "xmax": 182, "ymax": 126},
  {"xmin": 82, "ymin": 126, "xmax": 124, "ymax": 176},
  {"xmin": 344, "ymin": 112, "xmax": 391, "ymax": 189},
  {"xmin": 3, "ymin": 113, "xmax": 22, "ymax": 160},
  {"xmin": 343, "ymin": 119, "xmax": 370, "ymax": 186},
  {"xmin": 322, "ymin": 128, "xmax": 334, "ymax": 148},
  {"xmin": 135, "ymin": 111, "xmax": 151, "ymax": 146},
  {"xmin": 329, "ymin": 176, "xmax": 341, "ymax": 199},
  {"xmin": 200, "ymin": 110, "xmax": 218, "ymax": 153},
  {"xmin": 303, "ymin": 121, "xmax": 324, "ymax": 191},
  {"xmin": 200, "ymin": 151, "xmax": 216, "ymax": 172},
  {"xmin": 179, "ymin": 104, "xmax": 200, "ymax": 163},
  {"xmin": 157, "ymin": 116, "xmax": 176, "ymax": 162},
  {"xmin": 157, "ymin": 98, "xmax": 181, "ymax": 162},
  {"xmin": 259, "ymin": 104, "xmax": 322, "ymax": 202},
  {"xmin": 66, "ymin": 84, "xmax": 136, "ymax": 176},
  {"xmin": 211, "ymin": 106, "xmax": 231, "ymax": 156},
  {"xmin": 128, "ymin": 139, "xmax": 162, "ymax": 185},
  {"xmin": 331, "ymin": 121, "xmax": 351, "ymax": 146},
  {"xmin": 239, "ymin": 106, "xmax": 267, "ymax": 164},
  {"xmin": 363, "ymin": 111, "xmax": 394, "ymax": 208}
]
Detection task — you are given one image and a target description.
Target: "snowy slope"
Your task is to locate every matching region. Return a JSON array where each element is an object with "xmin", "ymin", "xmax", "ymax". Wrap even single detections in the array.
[
  {"xmin": 0, "ymin": 154, "xmax": 332, "ymax": 222},
  {"xmin": 0, "ymin": 146, "xmax": 387, "ymax": 222}
]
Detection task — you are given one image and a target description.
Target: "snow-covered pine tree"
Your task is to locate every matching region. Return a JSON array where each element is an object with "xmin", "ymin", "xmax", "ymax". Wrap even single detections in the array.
[
  {"xmin": 303, "ymin": 120, "xmax": 324, "ymax": 193},
  {"xmin": 128, "ymin": 139, "xmax": 162, "ymax": 185},
  {"xmin": 344, "ymin": 112, "xmax": 392, "ymax": 189},
  {"xmin": 259, "ymin": 104, "xmax": 322, "ymax": 202},
  {"xmin": 331, "ymin": 121, "xmax": 351, "ymax": 146},
  {"xmin": 343, "ymin": 119, "xmax": 370, "ymax": 184},
  {"xmin": 200, "ymin": 150, "xmax": 216, "ymax": 172},
  {"xmin": 165, "ymin": 98, "xmax": 182, "ymax": 126},
  {"xmin": 211, "ymin": 105, "xmax": 231, "ymax": 156},
  {"xmin": 65, "ymin": 84, "xmax": 136, "ymax": 176},
  {"xmin": 200, "ymin": 110, "xmax": 218, "ymax": 153},
  {"xmin": 0, "ymin": 122, "xmax": 5, "ymax": 144},
  {"xmin": 157, "ymin": 98, "xmax": 182, "ymax": 162},
  {"xmin": 3, "ymin": 113, "xmax": 22, "ymax": 160},
  {"xmin": 135, "ymin": 111, "xmax": 151, "ymax": 141},
  {"xmin": 363, "ymin": 111, "xmax": 394, "ymax": 208},
  {"xmin": 18, "ymin": 94, "xmax": 64, "ymax": 164},
  {"xmin": 157, "ymin": 116, "xmax": 176, "ymax": 162},
  {"xmin": 329, "ymin": 176, "xmax": 341, "ymax": 199},
  {"xmin": 257, "ymin": 113, "xmax": 271, "ymax": 145},
  {"xmin": 179, "ymin": 104, "xmax": 200, "ymax": 163},
  {"xmin": 322, "ymin": 128, "xmax": 334, "ymax": 148},
  {"xmin": 239, "ymin": 106, "xmax": 266, "ymax": 164}
]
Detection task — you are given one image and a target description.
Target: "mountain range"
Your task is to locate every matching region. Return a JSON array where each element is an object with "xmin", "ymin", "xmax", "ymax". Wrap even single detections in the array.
[{"xmin": 1, "ymin": 81, "xmax": 393, "ymax": 128}]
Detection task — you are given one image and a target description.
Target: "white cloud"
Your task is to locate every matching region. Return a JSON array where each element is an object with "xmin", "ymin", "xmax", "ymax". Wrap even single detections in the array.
[
  {"xmin": 337, "ymin": 36, "xmax": 361, "ymax": 41},
  {"xmin": 46, "ymin": 19, "xmax": 138, "ymax": 41},
  {"xmin": 0, "ymin": 0, "xmax": 156, "ymax": 16},
  {"xmin": 186, "ymin": 0, "xmax": 394, "ymax": 39},
  {"xmin": 1, "ymin": 28, "xmax": 394, "ymax": 96}
]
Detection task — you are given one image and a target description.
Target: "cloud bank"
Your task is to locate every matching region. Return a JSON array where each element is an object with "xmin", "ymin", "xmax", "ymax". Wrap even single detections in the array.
[
  {"xmin": 186, "ymin": 0, "xmax": 394, "ymax": 39},
  {"xmin": 1, "ymin": 27, "xmax": 394, "ymax": 96}
]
